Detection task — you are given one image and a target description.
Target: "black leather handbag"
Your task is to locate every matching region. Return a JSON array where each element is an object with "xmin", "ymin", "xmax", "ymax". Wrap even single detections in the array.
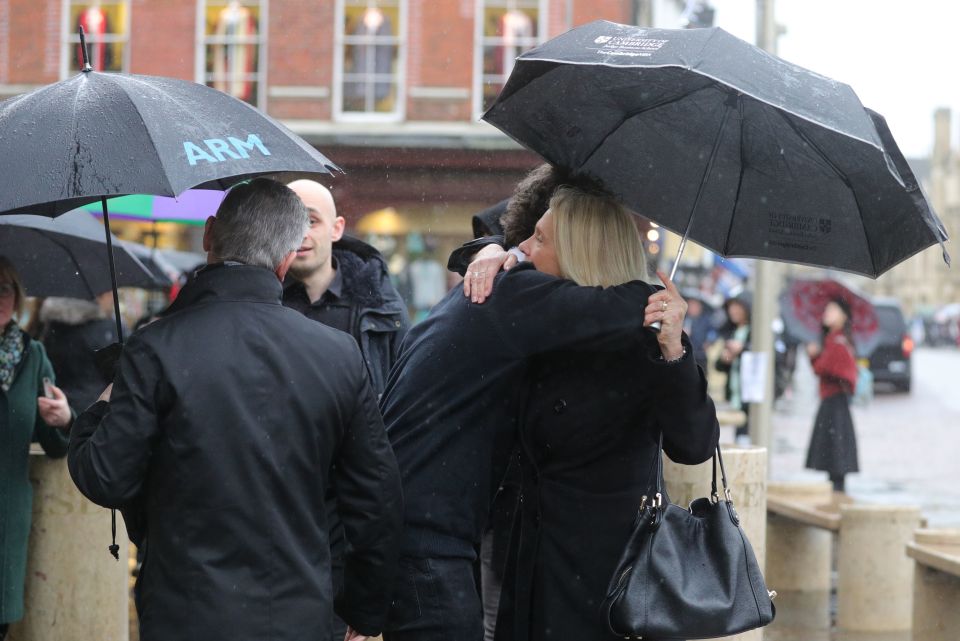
[{"xmin": 602, "ymin": 436, "xmax": 776, "ymax": 639}]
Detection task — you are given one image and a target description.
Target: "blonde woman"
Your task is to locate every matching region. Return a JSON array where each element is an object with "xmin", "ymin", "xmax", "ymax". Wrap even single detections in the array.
[{"xmin": 485, "ymin": 187, "xmax": 720, "ymax": 641}]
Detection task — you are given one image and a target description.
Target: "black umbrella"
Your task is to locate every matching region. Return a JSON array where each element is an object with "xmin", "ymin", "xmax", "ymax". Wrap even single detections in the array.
[
  {"xmin": 483, "ymin": 20, "xmax": 950, "ymax": 278},
  {"xmin": 0, "ymin": 211, "xmax": 168, "ymax": 298},
  {"xmin": 0, "ymin": 29, "xmax": 339, "ymax": 558}
]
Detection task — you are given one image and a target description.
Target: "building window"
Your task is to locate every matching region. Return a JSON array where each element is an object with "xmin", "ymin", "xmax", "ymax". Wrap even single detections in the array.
[
  {"xmin": 474, "ymin": 0, "xmax": 546, "ymax": 118},
  {"xmin": 334, "ymin": 0, "xmax": 405, "ymax": 120},
  {"xmin": 63, "ymin": 1, "xmax": 130, "ymax": 75},
  {"xmin": 198, "ymin": 1, "xmax": 267, "ymax": 107}
]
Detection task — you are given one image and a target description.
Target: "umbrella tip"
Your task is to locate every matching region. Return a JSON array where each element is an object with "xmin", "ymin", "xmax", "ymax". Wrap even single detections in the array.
[{"xmin": 78, "ymin": 26, "xmax": 92, "ymax": 72}]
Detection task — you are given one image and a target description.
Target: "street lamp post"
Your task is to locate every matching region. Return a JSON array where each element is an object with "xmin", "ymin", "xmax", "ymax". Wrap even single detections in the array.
[{"xmin": 748, "ymin": 0, "xmax": 783, "ymax": 454}]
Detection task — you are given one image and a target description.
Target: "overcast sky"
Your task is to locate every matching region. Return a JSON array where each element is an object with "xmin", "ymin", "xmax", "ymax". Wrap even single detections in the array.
[{"xmin": 704, "ymin": 0, "xmax": 958, "ymax": 159}]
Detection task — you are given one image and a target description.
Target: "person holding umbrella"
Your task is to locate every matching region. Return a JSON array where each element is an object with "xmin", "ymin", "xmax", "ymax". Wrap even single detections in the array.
[
  {"xmin": 380, "ymin": 188, "xmax": 673, "ymax": 641},
  {"xmin": 67, "ymin": 180, "xmax": 403, "ymax": 641},
  {"xmin": 805, "ymin": 297, "xmax": 860, "ymax": 492},
  {"xmin": 0, "ymin": 257, "xmax": 73, "ymax": 640},
  {"xmin": 490, "ymin": 186, "xmax": 719, "ymax": 641}
]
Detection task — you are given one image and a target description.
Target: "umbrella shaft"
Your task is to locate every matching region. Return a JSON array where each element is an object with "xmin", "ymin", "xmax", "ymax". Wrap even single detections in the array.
[{"xmin": 100, "ymin": 197, "xmax": 125, "ymax": 344}]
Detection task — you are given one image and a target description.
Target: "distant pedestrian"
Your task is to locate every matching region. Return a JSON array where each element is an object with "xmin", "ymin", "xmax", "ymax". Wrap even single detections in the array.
[
  {"xmin": 714, "ymin": 295, "xmax": 751, "ymax": 440},
  {"xmin": 682, "ymin": 292, "xmax": 716, "ymax": 369},
  {"xmin": 67, "ymin": 179, "xmax": 403, "ymax": 641},
  {"xmin": 805, "ymin": 297, "xmax": 859, "ymax": 492},
  {"xmin": 37, "ymin": 292, "xmax": 120, "ymax": 412},
  {"xmin": 0, "ymin": 257, "xmax": 73, "ymax": 641}
]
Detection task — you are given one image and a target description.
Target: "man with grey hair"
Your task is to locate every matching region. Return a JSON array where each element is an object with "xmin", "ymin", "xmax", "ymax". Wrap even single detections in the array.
[{"xmin": 68, "ymin": 178, "xmax": 403, "ymax": 641}]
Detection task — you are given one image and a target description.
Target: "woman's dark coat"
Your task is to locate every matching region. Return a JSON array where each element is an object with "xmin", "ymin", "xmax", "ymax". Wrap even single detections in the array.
[
  {"xmin": 0, "ymin": 333, "xmax": 68, "ymax": 624},
  {"xmin": 496, "ymin": 334, "xmax": 719, "ymax": 641}
]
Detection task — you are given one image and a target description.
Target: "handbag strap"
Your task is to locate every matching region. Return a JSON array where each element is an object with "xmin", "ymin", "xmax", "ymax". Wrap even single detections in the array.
[
  {"xmin": 653, "ymin": 432, "xmax": 733, "ymax": 508},
  {"xmin": 711, "ymin": 445, "xmax": 732, "ymax": 503}
]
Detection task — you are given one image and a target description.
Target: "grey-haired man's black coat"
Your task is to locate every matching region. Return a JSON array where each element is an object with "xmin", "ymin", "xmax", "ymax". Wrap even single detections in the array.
[{"xmin": 68, "ymin": 263, "xmax": 403, "ymax": 641}]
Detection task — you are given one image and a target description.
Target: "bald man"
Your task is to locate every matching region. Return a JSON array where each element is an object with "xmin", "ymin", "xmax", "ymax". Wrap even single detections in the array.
[
  {"xmin": 283, "ymin": 180, "xmax": 408, "ymax": 641},
  {"xmin": 284, "ymin": 180, "xmax": 409, "ymax": 397}
]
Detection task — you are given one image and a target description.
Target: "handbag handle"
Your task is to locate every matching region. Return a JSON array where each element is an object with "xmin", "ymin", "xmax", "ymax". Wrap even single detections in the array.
[{"xmin": 651, "ymin": 433, "xmax": 732, "ymax": 508}]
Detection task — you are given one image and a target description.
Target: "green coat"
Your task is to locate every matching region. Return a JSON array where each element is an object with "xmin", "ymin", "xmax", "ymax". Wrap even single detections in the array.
[{"xmin": 0, "ymin": 334, "xmax": 68, "ymax": 624}]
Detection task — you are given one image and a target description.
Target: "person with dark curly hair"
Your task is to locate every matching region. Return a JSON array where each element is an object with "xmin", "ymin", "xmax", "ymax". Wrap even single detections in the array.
[{"xmin": 450, "ymin": 164, "xmax": 605, "ymax": 305}]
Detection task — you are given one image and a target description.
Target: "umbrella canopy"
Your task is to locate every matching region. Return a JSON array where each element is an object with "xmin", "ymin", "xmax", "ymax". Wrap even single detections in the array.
[
  {"xmin": 482, "ymin": 20, "xmax": 950, "ymax": 278},
  {"xmin": 0, "ymin": 211, "xmax": 169, "ymax": 298},
  {"xmin": 779, "ymin": 278, "xmax": 880, "ymax": 355},
  {"xmin": 80, "ymin": 189, "xmax": 227, "ymax": 225},
  {"xmin": 0, "ymin": 69, "xmax": 339, "ymax": 218}
]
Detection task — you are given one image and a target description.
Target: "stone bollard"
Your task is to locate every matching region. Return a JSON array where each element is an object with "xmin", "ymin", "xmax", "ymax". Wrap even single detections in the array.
[
  {"xmin": 910, "ymin": 529, "xmax": 960, "ymax": 641},
  {"xmin": 663, "ymin": 445, "xmax": 767, "ymax": 641},
  {"xmin": 837, "ymin": 503, "xmax": 921, "ymax": 632},
  {"xmin": 765, "ymin": 481, "xmax": 833, "ymax": 592},
  {"xmin": 8, "ymin": 455, "xmax": 129, "ymax": 641}
]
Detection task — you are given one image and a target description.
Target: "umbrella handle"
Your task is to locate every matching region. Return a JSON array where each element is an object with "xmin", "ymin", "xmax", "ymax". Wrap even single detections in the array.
[{"xmin": 649, "ymin": 236, "xmax": 686, "ymax": 334}]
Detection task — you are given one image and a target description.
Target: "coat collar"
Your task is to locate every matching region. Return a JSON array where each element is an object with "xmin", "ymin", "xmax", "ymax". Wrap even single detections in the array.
[{"xmin": 166, "ymin": 263, "xmax": 282, "ymax": 315}]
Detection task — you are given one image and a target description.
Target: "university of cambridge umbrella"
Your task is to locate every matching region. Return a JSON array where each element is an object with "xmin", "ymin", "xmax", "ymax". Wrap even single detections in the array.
[{"xmin": 483, "ymin": 20, "xmax": 949, "ymax": 279}]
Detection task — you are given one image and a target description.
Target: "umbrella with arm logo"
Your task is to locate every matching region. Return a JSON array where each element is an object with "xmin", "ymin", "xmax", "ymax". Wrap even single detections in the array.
[{"xmin": 0, "ymin": 28, "xmax": 340, "ymax": 559}]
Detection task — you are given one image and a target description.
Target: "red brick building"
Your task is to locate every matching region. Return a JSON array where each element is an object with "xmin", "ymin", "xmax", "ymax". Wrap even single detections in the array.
[{"xmin": 1, "ymin": 0, "xmax": 642, "ymax": 309}]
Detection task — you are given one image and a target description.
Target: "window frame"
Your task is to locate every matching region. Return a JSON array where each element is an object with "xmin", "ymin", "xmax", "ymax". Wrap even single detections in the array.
[
  {"xmin": 194, "ymin": 0, "xmax": 269, "ymax": 109},
  {"xmin": 472, "ymin": 0, "xmax": 548, "ymax": 121},
  {"xmin": 61, "ymin": 0, "xmax": 132, "ymax": 78},
  {"xmin": 332, "ymin": 0, "xmax": 407, "ymax": 123}
]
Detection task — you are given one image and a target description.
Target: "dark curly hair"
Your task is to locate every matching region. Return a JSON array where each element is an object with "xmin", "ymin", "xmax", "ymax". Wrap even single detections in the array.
[{"xmin": 501, "ymin": 164, "xmax": 608, "ymax": 247}]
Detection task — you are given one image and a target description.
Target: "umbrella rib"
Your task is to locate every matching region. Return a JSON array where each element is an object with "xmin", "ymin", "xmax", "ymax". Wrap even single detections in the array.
[
  {"xmin": 101, "ymin": 74, "xmax": 179, "ymax": 197},
  {"xmin": 775, "ymin": 109, "xmax": 879, "ymax": 277},
  {"xmin": 576, "ymin": 83, "xmax": 715, "ymax": 172},
  {"xmin": 721, "ymin": 95, "xmax": 747, "ymax": 256}
]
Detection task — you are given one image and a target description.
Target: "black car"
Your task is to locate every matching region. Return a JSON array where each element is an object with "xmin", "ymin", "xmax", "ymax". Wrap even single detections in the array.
[{"xmin": 867, "ymin": 299, "xmax": 913, "ymax": 392}]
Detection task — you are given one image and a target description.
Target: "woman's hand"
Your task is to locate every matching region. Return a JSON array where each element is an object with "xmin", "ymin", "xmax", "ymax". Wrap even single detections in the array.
[
  {"xmin": 644, "ymin": 271, "xmax": 687, "ymax": 360},
  {"xmin": 343, "ymin": 626, "xmax": 367, "ymax": 641},
  {"xmin": 806, "ymin": 341, "xmax": 821, "ymax": 360},
  {"xmin": 37, "ymin": 384, "xmax": 72, "ymax": 430},
  {"xmin": 463, "ymin": 244, "xmax": 519, "ymax": 304}
]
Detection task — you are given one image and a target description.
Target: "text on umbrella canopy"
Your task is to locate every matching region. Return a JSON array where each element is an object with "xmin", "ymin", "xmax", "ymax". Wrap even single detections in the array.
[{"xmin": 183, "ymin": 134, "xmax": 271, "ymax": 166}]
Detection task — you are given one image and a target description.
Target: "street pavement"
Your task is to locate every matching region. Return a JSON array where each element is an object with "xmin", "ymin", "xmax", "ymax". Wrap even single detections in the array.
[{"xmin": 769, "ymin": 346, "xmax": 960, "ymax": 527}]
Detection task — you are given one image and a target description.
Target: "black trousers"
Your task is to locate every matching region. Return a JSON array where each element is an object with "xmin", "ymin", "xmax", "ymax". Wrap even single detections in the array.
[
  {"xmin": 0, "ymin": 623, "xmax": 8, "ymax": 640},
  {"xmin": 384, "ymin": 556, "xmax": 483, "ymax": 641}
]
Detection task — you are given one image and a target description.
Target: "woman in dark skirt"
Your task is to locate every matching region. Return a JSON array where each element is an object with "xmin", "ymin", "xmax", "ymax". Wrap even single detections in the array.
[{"xmin": 805, "ymin": 297, "xmax": 859, "ymax": 492}]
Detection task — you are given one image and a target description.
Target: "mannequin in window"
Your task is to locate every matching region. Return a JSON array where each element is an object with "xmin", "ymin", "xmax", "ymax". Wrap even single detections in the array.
[
  {"xmin": 346, "ymin": 7, "xmax": 394, "ymax": 107},
  {"xmin": 76, "ymin": 0, "xmax": 113, "ymax": 71},
  {"xmin": 212, "ymin": 1, "xmax": 258, "ymax": 102},
  {"xmin": 495, "ymin": 9, "xmax": 533, "ymax": 78}
]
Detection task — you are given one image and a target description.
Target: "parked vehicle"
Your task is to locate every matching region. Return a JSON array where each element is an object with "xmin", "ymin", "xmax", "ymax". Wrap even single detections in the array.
[{"xmin": 867, "ymin": 298, "xmax": 913, "ymax": 392}]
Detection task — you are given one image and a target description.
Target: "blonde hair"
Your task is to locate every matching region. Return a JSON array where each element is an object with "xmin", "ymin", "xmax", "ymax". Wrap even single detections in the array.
[
  {"xmin": 0, "ymin": 256, "xmax": 25, "ymax": 319},
  {"xmin": 550, "ymin": 186, "xmax": 650, "ymax": 288}
]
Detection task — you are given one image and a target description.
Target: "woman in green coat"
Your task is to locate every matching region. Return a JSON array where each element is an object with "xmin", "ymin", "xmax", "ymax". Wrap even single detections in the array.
[{"xmin": 0, "ymin": 257, "xmax": 73, "ymax": 639}]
